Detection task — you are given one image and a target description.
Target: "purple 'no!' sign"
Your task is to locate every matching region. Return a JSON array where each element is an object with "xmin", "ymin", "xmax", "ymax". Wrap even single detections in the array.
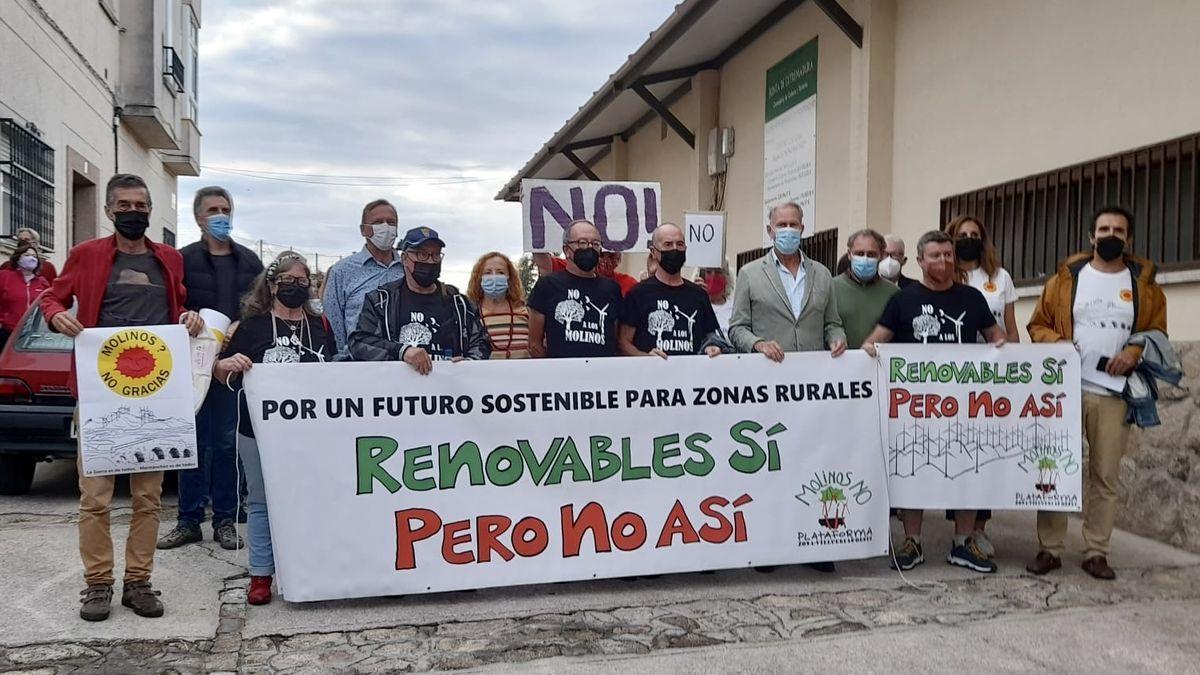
[{"xmin": 521, "ymin": 179, "xmax": 662, "ymax": 252}]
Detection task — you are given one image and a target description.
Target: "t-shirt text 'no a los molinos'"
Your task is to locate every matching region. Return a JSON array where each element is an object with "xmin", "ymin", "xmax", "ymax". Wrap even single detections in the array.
[
  {"xmin": 528, "ymin": 271, "xmax": 622, "ymax": 358},
  {"xmin": 878, "ymin": 282, "xmax": 996, "ymax": 345},
  {"xmin": 622, "ymin": 277, "xmax": 719, "ymax": 355}
]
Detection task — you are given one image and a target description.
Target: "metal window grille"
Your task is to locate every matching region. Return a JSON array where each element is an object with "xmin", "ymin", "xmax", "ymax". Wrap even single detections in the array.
[
  {"xmin": 163, "ymin": 46, "xmax": 186, "ymax": 93},
  {"xmin": 941, "ymin": 131, "xmax": 1200, "ymax": 285},
  {"xmin": 162, "ymin": 228, "xmax": 176, "ymax": 247},
  {"xmin": 0, "ymin": 119, "xmax": 55, "ymax": 248},
  {"xmin": 736, "ymin": 228, "xmax": 839, "ymax": 273}
]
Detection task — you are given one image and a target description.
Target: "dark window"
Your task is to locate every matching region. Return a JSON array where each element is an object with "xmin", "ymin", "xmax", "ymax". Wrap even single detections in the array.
[
  {"xmin": 941, "ymin": 132, "xmax": 1200, "ymax": 285},
  {"xmin": 736, "ymin": 228, "xmax": 839, "ymax": 273},
  {"xmin": 162, "ymin": 228, "xmax": 176, "ymax": 247},
  {"xmin": 0, "ymin": 119, "xmax": 55, "ymax": 249}
]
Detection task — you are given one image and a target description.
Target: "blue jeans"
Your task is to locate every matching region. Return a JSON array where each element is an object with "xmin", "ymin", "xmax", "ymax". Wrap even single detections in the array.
[
  {"xmin": 177, "ymin": 384, "xmax": 239, "ymax": 528},
  {"xmin": 238, "ymin": 433, "xmax": 274, "ymax": 577}
]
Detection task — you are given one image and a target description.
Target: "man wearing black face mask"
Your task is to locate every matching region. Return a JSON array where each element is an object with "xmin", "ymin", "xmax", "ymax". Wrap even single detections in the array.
[
  {"xmin": 618, "ymin": 223, "xmax": 728, "ymax": 358},
  {"xmin": 527, "ymin": 220, "xmax": 624, "ymax": 358},
  {"xmin": 349, "ymin": 227, "xmax": 490, "ymax": 372},
  {"xmin": 40, "ymin": 173, "xmax": 203, "ymax": 622},
  {"xmin": 1026, "ymin": 206, "xmax": 1167, "ymax": 581}
]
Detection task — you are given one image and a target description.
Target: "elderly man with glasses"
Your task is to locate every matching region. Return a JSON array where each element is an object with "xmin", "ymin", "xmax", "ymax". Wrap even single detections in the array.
[
  {"xmin": 348, "ymin": 226, "xmax": 490, "ymax": 372},
  {"xmin": 527, "ymin": 219, "xmax": 624, "ymax": 358}
]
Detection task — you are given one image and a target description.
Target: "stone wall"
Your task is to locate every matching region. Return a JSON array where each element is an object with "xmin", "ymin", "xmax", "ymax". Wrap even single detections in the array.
[{"xmin": 1118, "ymin": 341, "xmax": 1200, "ymax": 553}]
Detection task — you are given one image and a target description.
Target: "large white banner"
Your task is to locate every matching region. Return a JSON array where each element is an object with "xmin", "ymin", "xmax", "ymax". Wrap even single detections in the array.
[
  {"xmin": 522, "ymin": 179, "xmax": 662, "ymax": 253},
  {"xmin": 75, "ymin": 324, "xmax": 197, "ymax": 477},
  {"xmin": 878, "ymin": 344, "xmax": 1082, "ymax": 510},
  {"xmin": 245, "ymin": 353, "xmax": 890, "ymax": 602},
  {"xmin": 763, "ymin": 38, "xmax": 817, "ymax": 245}
]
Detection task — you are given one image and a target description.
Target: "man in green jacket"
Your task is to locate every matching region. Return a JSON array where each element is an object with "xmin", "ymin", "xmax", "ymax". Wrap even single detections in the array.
[{"xmin": 832, "ymin": 229, "xmax": 898, "ymax": 349}]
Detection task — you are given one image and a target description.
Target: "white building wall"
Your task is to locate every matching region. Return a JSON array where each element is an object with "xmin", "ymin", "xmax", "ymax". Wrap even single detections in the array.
[{"xmin": 0, "ymin": 0, "xmax": 199, "ymax": 266}]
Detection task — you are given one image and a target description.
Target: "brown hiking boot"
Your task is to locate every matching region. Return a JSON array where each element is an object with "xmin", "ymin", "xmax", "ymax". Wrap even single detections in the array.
[
  {"xmin": 79, "ymin": 584, "xmax": 113, "ymax": 622},
  {"xmin": 1025, "ymin": 551, "xmax": 1062, "ymax": 575},
  {"xmin": 122, "ymin": 581, "xmax": 165, "ymax": 618},
  {"xmin": 1082, "ymin": 555, "xmax": 1116, "ymax": 580}
]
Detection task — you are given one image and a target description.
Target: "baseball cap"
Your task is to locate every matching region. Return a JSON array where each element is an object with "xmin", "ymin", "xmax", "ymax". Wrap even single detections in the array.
[{"xmin": 401, "ymin": 226, "xmax": 445, "ymax": 251}]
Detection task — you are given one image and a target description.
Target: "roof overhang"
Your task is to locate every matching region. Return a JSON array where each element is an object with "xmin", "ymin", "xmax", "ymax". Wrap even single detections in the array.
[{"xmin": 497, "ymin": 0, "xmax": 862, "ymax": 202}]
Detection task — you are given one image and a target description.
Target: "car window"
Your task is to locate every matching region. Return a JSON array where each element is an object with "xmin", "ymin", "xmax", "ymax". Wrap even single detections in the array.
[{"xmin": 14, "ymin": 307, "xmax": 75, "ymax": 353}]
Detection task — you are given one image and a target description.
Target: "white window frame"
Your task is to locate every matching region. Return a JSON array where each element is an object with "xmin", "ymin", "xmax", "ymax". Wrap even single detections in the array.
[{"xmin": 184, "ymin": 5, "xmax": 199, "ymax": 121}]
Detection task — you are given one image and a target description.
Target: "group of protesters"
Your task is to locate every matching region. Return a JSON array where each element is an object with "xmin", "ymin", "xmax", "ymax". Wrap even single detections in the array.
[{"xmin": 29, "ymin": 171, "xmax": 1168, "ymax": 622}]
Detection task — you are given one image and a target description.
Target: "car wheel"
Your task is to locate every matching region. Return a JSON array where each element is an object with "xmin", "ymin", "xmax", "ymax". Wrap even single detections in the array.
[{"xmin": 0, "ymin": 455, "xmax": 37, "ymax": 496}]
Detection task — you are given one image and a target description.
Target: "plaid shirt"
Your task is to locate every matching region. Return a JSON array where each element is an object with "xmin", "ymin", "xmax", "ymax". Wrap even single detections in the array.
[{"xmin": 323, "ymin": 246, "xmax": 405, "ymax": 360}]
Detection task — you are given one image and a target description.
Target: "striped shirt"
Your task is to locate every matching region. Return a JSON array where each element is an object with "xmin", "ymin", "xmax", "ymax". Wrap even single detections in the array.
[
  {"xmin": 482, "ymin": 305, "xmax": 530, "ymax": 359},
  {"xmin": 323, "ymin": 246, "xmax": 405, "ymax": 360}
]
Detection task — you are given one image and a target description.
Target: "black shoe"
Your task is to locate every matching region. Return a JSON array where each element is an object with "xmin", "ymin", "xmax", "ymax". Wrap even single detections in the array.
[
  {"xmin": 79, "ymin": 584, "xmax": 113, "ymax": 622},
  {"xmin": 890, "ymin": 537, "xmax": 924, "ymax": 571},
  {"xmin": 157, "ymin": 525, "xmax": 202, "ymax": 550},
  {"xmin": 213, "ymin": 521, "xmax": 244, "ymax": 550},
  {"xmin": 121, "ymin": 581, "xmax": 164, "ymax": 618},
  {"xmin": 806, "ymin": 561, "xmax": 837, "ymax": 573},
  {"xmin": 946, "ymin": 537, "xmax": 997, "ymax": 574}
]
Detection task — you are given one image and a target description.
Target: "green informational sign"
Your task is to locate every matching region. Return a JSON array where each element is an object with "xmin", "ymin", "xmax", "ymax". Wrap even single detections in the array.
[{"xmin": 765, "ymin": 38, "xmax": 818, "ymax": 123}]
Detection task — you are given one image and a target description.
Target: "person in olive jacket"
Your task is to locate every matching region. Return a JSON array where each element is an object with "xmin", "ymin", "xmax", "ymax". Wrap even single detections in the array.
[{"xmin": 158, "ymin": 186, "xmax": 263, "ymax": 552}]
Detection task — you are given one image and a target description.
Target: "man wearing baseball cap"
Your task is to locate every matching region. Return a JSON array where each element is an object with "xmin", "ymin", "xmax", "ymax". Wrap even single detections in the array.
[{"xmin": 349, "ymin": 227, "xmax": 490, "ymax": 371}]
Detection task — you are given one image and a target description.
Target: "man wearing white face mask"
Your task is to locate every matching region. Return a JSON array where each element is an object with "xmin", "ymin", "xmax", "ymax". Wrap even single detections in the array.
[
  {"xmin": 323, "ymin": 198, "xmax": 405, "ymax": 360},
  {"xmin": 162, "ymin": 186, "xmax": 264, "ymax": 552}
]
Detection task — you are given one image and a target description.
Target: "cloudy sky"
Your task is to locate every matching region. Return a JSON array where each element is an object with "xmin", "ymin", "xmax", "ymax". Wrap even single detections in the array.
[{"xmin": 176, "ymin": 0, "xmax": 679, "ymax": 286}]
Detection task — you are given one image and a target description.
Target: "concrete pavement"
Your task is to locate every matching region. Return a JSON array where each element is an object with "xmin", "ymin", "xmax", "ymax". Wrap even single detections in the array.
[{"xmin": 2, "ymin": 459, "xmax": 1198, "ymax": 673}]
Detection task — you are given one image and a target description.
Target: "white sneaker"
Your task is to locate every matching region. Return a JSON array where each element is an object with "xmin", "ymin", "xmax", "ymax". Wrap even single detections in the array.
[{"xmin": 973, "ymin": 529, "xmax": 995, "ymax": 558}]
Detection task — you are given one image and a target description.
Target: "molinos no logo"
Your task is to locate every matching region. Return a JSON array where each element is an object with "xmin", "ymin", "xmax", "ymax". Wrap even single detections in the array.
[
  {"xmin": 96, "ymin": 329, "xmax": 173, "ymax": 398},
  {"xmin": 794, "ymin": 471, "xmax": 872, "ymax": 531}
]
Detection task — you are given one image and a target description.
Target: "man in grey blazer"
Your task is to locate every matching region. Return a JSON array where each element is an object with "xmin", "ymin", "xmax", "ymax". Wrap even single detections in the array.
[{"xmin": 729, "ymin": 202, "xmax": 847, "ymax": 360}]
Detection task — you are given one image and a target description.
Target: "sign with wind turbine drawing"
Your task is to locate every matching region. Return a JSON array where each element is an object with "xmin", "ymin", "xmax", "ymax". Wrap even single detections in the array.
[{"xmin": 877, "ymin": 343, "xmax": 1082, "ymax": 510}]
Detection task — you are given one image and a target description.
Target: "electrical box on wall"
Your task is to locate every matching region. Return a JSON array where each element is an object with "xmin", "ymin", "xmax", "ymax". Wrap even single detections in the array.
[{"xmin": 707, "ymin": 127, "xmax": 734, "ymax": 176}]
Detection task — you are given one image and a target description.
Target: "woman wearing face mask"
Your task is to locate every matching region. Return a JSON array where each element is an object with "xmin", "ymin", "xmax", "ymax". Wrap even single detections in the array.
[
  {"xmin": 945, "ymin": 217, "xmax": 1020, "ymax": 344},
  {"xmin": 466, "ymin": 252, "xmax": 529, "ymax": 359},
  {"xmin": 0, "ymin": 243, "xmax": 53, "ymax": 347},
  {"xmin": 211, "ymin": 252, "xmax": 335, "ymax": 606}
]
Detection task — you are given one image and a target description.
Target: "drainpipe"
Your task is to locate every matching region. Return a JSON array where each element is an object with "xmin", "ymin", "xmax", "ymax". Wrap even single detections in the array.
[{"xmin": 112, "ymin": 106, "xmax": 122, "ymax": 172}]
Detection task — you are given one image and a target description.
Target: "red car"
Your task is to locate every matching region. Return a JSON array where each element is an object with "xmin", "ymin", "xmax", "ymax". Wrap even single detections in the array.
[{"xmin": 0, "ymin": 298, "xmax": 75, "ymax": 495}]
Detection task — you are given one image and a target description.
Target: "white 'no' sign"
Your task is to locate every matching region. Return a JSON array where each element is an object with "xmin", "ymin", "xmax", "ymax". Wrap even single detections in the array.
[{"xmin": 683, "ymin": 211, "xmax": 726, "ymax": 268}]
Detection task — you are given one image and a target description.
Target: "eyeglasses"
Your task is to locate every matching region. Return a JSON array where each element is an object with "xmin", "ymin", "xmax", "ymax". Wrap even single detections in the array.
[
  {"xmin": 275, "ymin": 277, "xmax": 311, "ymax": 288},
  {"xmin": 566, "ymin": 239, "xmax": 603, "ymax": 250},
  {"xmin": 654, "ymin": 241, "xmax": 687, "ymax": 251},
  {"xmin": 405, "ymin": 250, "xmax": 445, "ymax": 263}
]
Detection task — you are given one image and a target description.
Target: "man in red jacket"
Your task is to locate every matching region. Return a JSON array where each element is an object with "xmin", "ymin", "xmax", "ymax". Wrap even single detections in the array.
[{"xmin": 41, "ymin": 173, "xmax": 203, "ymax": 622}]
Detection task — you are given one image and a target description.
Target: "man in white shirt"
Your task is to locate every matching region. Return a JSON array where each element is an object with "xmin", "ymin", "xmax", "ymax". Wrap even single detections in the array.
[{"xmin": 1026, "ymin": 206, "xmax": 1168, "ymax": 580}]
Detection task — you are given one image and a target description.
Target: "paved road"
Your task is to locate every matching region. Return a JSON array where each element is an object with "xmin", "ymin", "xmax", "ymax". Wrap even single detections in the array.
[{"xmin": 2, "ymin": 459, "xmax": 1198, "ymax": 673}]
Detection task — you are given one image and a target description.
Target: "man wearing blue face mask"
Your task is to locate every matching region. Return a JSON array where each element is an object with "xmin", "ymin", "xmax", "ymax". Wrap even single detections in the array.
[
  {"xmin": 728, "ymin": 202, "xmax": 847, "ymax": 575},
  {"xmin": 162, "ymin": 187, "xmax": 264, "ymax": 552},
  {"xmin": 832, "ymin": 229, "xmax": 897, "ymax": 349}
]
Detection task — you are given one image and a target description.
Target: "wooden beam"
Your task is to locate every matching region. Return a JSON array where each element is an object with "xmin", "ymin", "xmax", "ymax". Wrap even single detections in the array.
[
  {"xmin": 562, "ymin": 149, "xmax": 600, "ymax": 181},
  {"xmin": 813, "ymin": 0, "xmax": 863, "ymax": 48},
  {"xmin": 631, "ymin": 83, "xmax": 695, "ymax": 148}
]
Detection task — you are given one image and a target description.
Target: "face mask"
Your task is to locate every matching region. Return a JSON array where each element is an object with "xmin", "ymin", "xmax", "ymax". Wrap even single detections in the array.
[
  {"xmin": 207, "ymin": 214, "xmax": 233, "ymax": 242},
  {"xmin": 774, "ymin": 227, "xmax": 802, "ymax": 255},
  {"xmin": 411, "ymin": 260, "xmax": 441, "ymax": 287},
  {"xmin": 657, "ymin": 249, "xmax": 686, "ymax": 275},
  {"xmin": 275, "ymin": 284, "xmax": 309, "ymax": 309},
  {"xmin": 850, "ymin": 255, "xmax": 878, "ymax": 281},
  {"xmin": 955, "ymin": 238, "xmax": 983, "ymax": 262},
  {"xmin": 481, "ymin": 274, "xmax": 509, "ymax": 298},
  {"xmin": 572, "ymin": 248, "xmax": 600, "ymax": 272},
  {"xmin": 114, "ymin": 210, "xmax": 149, "ymax": 241},
  {"xmin": 925, "ymin": 259, "xmax": 956, "ymax": 284},
  {"xmin": 18, "ymin": 255, "xmax": 38, "ymax": 271},
  {"xmin": 705, "ymin": 273, "xmax": 727, "ymax": 298},
  {"xmin": 1095, "ymin": 235, "xmax": 1125, "ymax": 262},
  {"xmin": 878, "ymin": 257, "xmax": 901, "ymax": 280},
  {"xmin": 367, "ymin": 223, "xmax": 397, "ymax": 250}
]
